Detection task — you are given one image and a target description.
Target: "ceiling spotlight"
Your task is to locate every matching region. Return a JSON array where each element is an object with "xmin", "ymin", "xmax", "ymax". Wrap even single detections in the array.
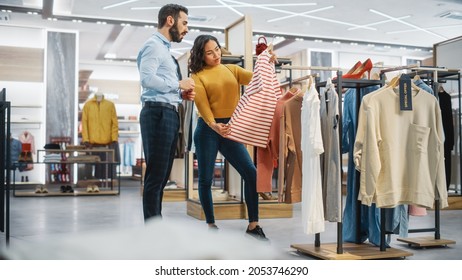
[
  {"xmin": 72, "ymin": 19, "xmax": 82, "ymax": 23},
  {"xmin": 333, "ymin": 41, "xmax": 341, "ymax": 44},
  {"xmin": 315, "ymin": 39, "xmax": 323, "ymax": 43},
  {"xmin": 414, "ymin": 48, "xmax": 422, "ymax": 51},
  {"xmin": 97, "ymin": 21, "xmax": 107, "ymax": 24},
  {"xmin": 350, "ymin": 42, "xmax": 358, "ymax": 45},
  {"xmin": 367, "ymin": 43, "xmax": 375, "ymax": 47},
  {"xmin": 121, "ymin": 23, "xmax": 131, "ymax": 26},
  {"xmin": 384, "ymin": 45, "xmax": 391, "ymax": 48},
  {"xmin": 105, "ymin": 53, "xmax": 117, "ymax": 59}
]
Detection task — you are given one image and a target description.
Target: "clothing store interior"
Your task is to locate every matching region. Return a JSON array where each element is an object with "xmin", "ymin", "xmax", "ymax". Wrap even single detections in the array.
[{"xmin": 1, "ymin": 0, "xmax": 462, "ymax": 261}]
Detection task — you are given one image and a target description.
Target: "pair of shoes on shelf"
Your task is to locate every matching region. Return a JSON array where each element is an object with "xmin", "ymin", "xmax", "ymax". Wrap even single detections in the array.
[
  {"xmin": 246, "ymin": 225, "xmax": 269, "ymax": 241},
  {"xmin": 60, "ymin": 185, "xmax": 74, "ymax": 193},
  {"xmin": 341, "ymin": 58, "xmax": 373, "ymax": 79},
  {"xmin": 259, "ymin": 192, "xmax": 273, "ymax": 200},
  {"xmin": 35, "ymin": 186, "xmax": 49, "ymax": 194},
  {"xmin": 86, "ymin": 184, "xmax": 100, "ymax": 193}
]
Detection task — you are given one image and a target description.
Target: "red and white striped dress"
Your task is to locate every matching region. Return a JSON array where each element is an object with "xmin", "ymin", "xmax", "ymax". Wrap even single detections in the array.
[{"xmin": 226, "ymin": 50, "xmax": 282, "ymax": 148}]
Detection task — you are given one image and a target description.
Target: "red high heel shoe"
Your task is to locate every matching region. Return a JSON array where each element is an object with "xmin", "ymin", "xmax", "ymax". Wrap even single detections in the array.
[
  {"xmin": 342, "ymin": 58, "xmax": 373, "ymax": 79},
  {"xmin": 334, "ymin": 61, "xmax": 361, "ymax": 80}
]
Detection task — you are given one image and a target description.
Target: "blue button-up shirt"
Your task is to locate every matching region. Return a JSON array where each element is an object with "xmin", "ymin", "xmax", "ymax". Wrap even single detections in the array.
[{"xmin": 137, "ymin": 31, "xmax": 181, "ymax": 105}]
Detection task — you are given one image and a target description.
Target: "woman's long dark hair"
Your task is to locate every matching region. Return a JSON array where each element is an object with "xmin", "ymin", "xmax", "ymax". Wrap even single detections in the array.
[{"xmin": 189, "ymin": 35, "xmax": 221, "ymax": 74}]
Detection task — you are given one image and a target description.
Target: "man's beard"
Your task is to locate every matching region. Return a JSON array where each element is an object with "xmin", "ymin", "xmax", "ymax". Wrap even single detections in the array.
[{"xmin": 169, "ymin": 24, "xmax": 183, "ymax": 43}]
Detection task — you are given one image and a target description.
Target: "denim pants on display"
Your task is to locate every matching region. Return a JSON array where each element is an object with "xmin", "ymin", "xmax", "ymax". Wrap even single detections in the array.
[
  {"xmin": 123, "ymin": 142, "xmax": 135, "ymax": 167},
  {"xmin": 140, "ymin": 104, "xmax": 179, "ymax": 220},
  {"xmin": 194, "ymin": 118, "xmax": 258, "ymax": 224}
]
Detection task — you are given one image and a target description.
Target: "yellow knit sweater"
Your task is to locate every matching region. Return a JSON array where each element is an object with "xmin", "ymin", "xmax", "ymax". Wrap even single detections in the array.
[{"xmin": 191, "ymin": 64, "xmax": 252, "ymax": 125}]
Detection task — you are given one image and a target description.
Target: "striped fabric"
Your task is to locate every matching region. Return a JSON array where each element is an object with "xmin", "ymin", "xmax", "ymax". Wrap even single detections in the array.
[{"xmin": 226, "ymin": 50, "xmax": 282, "ymax": 148}]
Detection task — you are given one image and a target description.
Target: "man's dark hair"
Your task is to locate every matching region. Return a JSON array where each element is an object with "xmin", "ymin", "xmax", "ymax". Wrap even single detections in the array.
[{"xmin": 158, "ymin": 4, "xmax": 188, "ymax": 28}]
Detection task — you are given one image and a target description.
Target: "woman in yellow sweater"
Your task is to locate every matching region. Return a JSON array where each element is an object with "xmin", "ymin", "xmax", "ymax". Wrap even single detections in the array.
[{"xmin": 189, "ymin": 35, "xmax": 268, "ymax": 241}]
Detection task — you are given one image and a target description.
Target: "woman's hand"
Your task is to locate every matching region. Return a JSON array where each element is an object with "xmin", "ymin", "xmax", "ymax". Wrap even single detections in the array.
[
  {"xmin": 181, "ymin": 89, "xmax": 195, "ymax": 101},
  {"xmin": 269, "ymin": 49, "xmax": 278, "ymax": 64},
  {"xmin": 210, "ymin": 122, "xmax": 230, "ymax": 137}
]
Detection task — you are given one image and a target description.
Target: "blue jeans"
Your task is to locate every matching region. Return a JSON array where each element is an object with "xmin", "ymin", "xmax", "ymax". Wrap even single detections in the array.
[
  {"xmin": 140, "ymin": 104, "xmax": 179, "ymax": 220},
  {"xmin": 194, "ymin": 118, "xmax": 258, "ymax": 224}
]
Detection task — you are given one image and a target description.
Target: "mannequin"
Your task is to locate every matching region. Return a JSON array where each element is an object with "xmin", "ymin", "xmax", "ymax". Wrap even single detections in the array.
[
  {"xmin": 81, "ymin": 92, "xmax": 119, "ymax": 191},
  {"xmin": 95, "ymin": 92, "xmax": 103, "ymax": 102}
]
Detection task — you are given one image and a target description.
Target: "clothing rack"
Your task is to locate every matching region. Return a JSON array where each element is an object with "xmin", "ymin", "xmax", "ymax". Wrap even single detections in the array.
[
  {"xmin": 283, "ymin": 67, "xmax": 411, "ymax": 259},
  {"xmin": 280, "ymin": 65, "xmax": 341, "ymax": 71},
  {"xmin": 390, "ymin": 68, "xmax": 460, "ymax": 248},
  {"xmin": 1, "ymin": 88, "xmax": 11, "ymax": 246},
  {"xmin": 279, "ymin": 74, "xmax": 318, "ymax": 88}
]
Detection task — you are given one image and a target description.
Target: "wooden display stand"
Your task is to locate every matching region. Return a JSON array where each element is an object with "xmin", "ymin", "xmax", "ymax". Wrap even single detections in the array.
[
  {"xmin": 164, "ymin": 189, "xmax": 187, "ymax": 202},
  {"xmin": 397, "ymin": 236, "xmax": 456, "ymax": 248},
  {"xmin": 187, "ymin": 199, "xmax": 293, "ymax": 220},
  {"xmin": 291, "ymin": 242, "xmax": 413, "ymax": 260},
  {"xmin": 447, "ymin": 195, "xmax": 462, "ymax": 210}
]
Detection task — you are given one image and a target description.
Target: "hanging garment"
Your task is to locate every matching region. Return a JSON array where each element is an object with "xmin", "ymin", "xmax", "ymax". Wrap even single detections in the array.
[
  {"xmin": 438, "ymin": 89, "xmax": 455, "ymax": 190},
  {"xmin": 355, "ymin": 87, "xmax": 448, "ymax": 209},
  {"xmin": 19, "ymin": 131, "xmax": 35, "ymax": 170},
  {"xmin": 280, "ymin": 93, "xmax": 303, "ymax": 203},
  {"xmin": 175, "ymin": 102, "xmax": 186, "ymax": 158},
  {"xmin": 19, "ymin": 131, "xmax": 35, "ymax": 154},
  {"xmin": 256, "ymin": 89, "xmax": 298, "ymax": 193},
  {"xmin": 414, "ymin": 79, "xmax": 435, "ymax": 96},
  {"xmin": 10, "ymin": 137, "xmax": 22, "ymax": 170},
  {"xmin": 341, "ymin": 86, "xmax": 384, "ymax": 246},
  {"xmin": 301, "ymin": 83, "xmax": 325, "ymax": 234},
  {"xmin": 226, "ymin": 50, "xmax": 282, "ymax": 148},
  {"xmin": 123, "ymin": 141, "xmax": 136, "ymax": 167},
  {"xmin": 319, "ymin": 81, "xmax": 341, "ymax": 222}
]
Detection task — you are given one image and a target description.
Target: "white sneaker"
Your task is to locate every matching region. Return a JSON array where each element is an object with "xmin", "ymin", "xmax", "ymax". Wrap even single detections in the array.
[
  {"xmin": 93, "ymin": 185, "xmax": 100, "ymax": 193},
  {"xmin": 86, "ymin": 186, "xmax": 93, "ymax": 193}
]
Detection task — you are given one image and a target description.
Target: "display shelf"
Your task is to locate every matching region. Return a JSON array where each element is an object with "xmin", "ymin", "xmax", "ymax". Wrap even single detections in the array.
[
  {"xmin": 12, "ymin": 148, "xmax": 120, "ymax": 197},
  {"xmin": 14, "ymin": 189, "xmax": 119, "ymax": 197},
  {"xmin": 119, "ymin": 130, "xmax": 140, "ymax": 135}
]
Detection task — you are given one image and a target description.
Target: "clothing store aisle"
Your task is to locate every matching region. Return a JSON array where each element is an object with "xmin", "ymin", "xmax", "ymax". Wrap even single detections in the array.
[{"xmin": 0, "ymin": 178, "xmax": 461, "ymax": 260}]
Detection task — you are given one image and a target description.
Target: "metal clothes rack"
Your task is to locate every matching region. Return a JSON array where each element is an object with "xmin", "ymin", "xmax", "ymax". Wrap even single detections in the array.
[
  {"xmin": 283, "ymin": 66, "xmax": 411, "ymax": 259},
  {"xmin": 387, "ymin": 67, "xmax": 460, "ymax": 248},
  {"xmin": 407, "ymin": 67, "xmax": 461, "ymax": 196},
  {"xmin": 1, "ymin": 88, "xmax": 11, "ymax": 245}
]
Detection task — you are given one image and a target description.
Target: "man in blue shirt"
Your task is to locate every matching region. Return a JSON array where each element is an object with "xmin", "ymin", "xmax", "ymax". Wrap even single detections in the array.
[{"xmin": 137, "ymin": 3, "xmax": 195, "ymax": 220}]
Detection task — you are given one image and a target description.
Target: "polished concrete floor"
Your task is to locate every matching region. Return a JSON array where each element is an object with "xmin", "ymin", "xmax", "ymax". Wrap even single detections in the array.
[{"xmin": 0, "ymin": 178, "xmax": 461, "ymax": 260}]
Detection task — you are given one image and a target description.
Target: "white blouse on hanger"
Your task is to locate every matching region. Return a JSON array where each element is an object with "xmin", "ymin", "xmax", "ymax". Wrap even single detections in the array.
[{"xmin": 301, "ymin": 83, "xmax": 325, "ymax": 234}]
